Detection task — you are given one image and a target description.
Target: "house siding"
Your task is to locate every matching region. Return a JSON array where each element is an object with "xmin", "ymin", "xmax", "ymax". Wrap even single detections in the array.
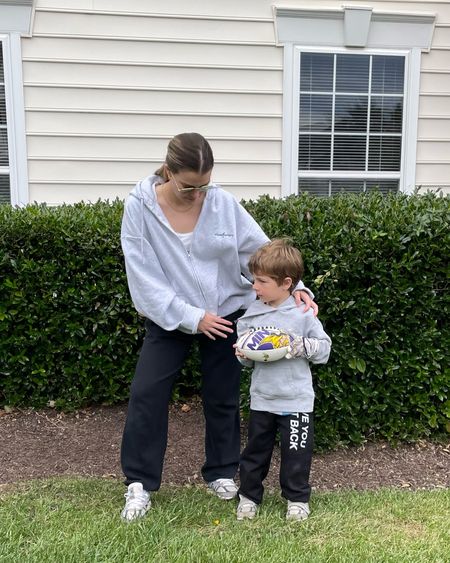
[{"xmin": 22, "ymin": 0, "xmax": 450, "ymax": 203}]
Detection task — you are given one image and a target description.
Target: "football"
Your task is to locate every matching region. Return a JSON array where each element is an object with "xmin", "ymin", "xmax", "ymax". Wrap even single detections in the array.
[{"xmin": 236, "ymin": 326, "xmax": 292, "ymax": 362}]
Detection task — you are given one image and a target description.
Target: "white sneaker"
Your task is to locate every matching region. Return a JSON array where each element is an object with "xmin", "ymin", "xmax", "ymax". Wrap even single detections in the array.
[
  {"xmin": 286, "ymin": 501, "xmax": 310, "ymax": 522},
  {"xmin": 207, "ymin": 478, "xmax": 238, "ymax": 500},
  {"xmin": 236, "ymin": 494, "xmax": 258, "ymax": 520},
  {"xmin": 121, "ymin": 482, "xmax": 151, "ymax": 522}
]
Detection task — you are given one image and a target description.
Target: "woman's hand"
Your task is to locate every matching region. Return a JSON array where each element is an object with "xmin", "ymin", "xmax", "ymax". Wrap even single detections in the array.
[
  {"xmin": 294, "ymin": 290, "xmax": 319, "ymax": 317},
  {"xmin": 198, "ymin": 312, "xmax": 234, "ymax": 340}
]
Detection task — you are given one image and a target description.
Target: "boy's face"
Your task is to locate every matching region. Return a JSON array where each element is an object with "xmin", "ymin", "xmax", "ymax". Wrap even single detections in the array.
[{"xmin": 252, "ymin": 273, "xmax": 292, "ymax": 307}]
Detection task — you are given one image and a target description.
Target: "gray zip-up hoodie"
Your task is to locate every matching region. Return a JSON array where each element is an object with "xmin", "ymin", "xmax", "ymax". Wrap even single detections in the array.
[
  {"xmin": 237, "ymin": 296, "xmax": 331, "ymax": 413},
  {"xmin": 121, "ymin": 175, "xmax": 308, "ymax": 334}
]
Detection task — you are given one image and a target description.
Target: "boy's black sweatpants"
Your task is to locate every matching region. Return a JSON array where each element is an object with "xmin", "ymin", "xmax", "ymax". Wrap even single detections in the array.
[
  {"xmin": 121, "ymin": 312, "xmax": 243, "ymax": 492},
  {"xmin": 238, "ymin": 410, "xmax": 314, "ymax": 504}
]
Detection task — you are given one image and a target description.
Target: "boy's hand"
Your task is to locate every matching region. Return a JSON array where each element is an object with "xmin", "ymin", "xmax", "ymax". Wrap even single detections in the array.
[
  {"xmin": 285, "ymin": 335, "xmax": 304, "ymax": 359},
  {"xmin": 233, "ymin": 343, "xmax": 248, "ymax": 359},
  {"xmin": 286, "ymin": 335, "xmax": 320, "ymax": 359}
]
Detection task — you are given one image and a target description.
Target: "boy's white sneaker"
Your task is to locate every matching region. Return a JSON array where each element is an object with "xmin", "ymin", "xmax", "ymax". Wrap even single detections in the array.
[
  {"xmin": 121, "ymin": 482, "xmax": 151, "ymax": 522},
  {"xmin": 236, "ymin": 494, "xmax": 258, "ymax": 520},
  {"xmin": 286, "ymin": 501, "xmax": 310, "ymax": 522},
  {"xmin": 207, "ymin": 478, "xmax": 238, "ymax": 500}
]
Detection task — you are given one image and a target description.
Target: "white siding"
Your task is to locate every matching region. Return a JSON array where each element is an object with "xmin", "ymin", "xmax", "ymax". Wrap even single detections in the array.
[{"xmin": 22, "ymin": 0, "xmax": 450, "ymax": 203}]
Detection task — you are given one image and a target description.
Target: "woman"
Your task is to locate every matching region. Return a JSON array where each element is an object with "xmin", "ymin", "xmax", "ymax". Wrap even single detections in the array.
[{"xmin": 120, "ymin": 132, "xmax": 317, "ymax": 521}]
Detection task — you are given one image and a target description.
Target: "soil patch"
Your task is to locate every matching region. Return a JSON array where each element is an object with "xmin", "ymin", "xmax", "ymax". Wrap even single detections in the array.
[{"xmin": 1, "ymin": 401, "xmax": 448, "ymax": 491}]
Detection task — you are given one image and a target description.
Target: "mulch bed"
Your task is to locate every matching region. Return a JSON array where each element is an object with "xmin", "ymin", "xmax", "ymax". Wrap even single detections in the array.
[{"xmin": 1, "ymin": 401, "xmax": 449, "ymax": 492}]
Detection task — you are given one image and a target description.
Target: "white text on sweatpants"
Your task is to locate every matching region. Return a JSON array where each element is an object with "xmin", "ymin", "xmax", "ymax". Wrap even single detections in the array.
[{"xmin": 290, "ymin": 413, "xmax": 310, "ymax": 450}]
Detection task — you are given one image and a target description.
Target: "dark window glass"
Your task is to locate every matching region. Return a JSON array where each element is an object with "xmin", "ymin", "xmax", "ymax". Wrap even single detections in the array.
[
  {"xmin": 0, "ymin": 43, "xmax": 10, "ymax": 204},
  {"xmin": 336, "ymin": 54, "xmax": 369, "ymax": 92},
  {"xmin": 366, "ymin": 180, "xmax": 400, "ymax": 194},
  {"xmin": 0, "ymin": 175, "xmax": 10, "ymax": 203},
  {"xmin": 335, "ymin": 95, "xmax": 368, "ymax": 132},
  {"xmin": 331, "ymin": 179, "xmax": 364, "ymax": 194},
  {"xmin": 368, "ymin": 136, "xmax": 402, "ymax": 171},
  {"xmin": 333, "ymin": 135, "xmax": 366, "ymax": 170},
  {"xmin": 297, "ymin": 178, "xmax": 399, "ymax": 197},
  {"xmin": 0, "ymin": 91, "xmax": 6, "ymax": 126},
  {"xmin": 0, "ymin": 128, "xmax": 8, "ymax": 166},
  {"xmin": 300, "ymin": 53, "xmax": 334, "ymax": 92},
  {"xmin": 299, "ymin": 94, "xmax": 332, "ymax": 132},
  {"xmin": 370, "ymin": 96, "xmax": 403, "ymax": 133},
  {"xmin": 298, "ymin": 178, "xmax": 330, "ymax": 197},
  {"xmin": 298, "ymin": 134, "xmax": 331, "ymax": 170},
  {"xmin": 297, "ymin": 53, "xmax": 405, "ymax": 194},
  {"xmin": 372, "ymin": 56, "xmax": 405, "ymax": 94}
]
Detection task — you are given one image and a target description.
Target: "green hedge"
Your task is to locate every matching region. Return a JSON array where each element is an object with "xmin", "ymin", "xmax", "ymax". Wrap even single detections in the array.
[{"xmin": 1, "ymin": 192, "xmax": 449, "ymax": 448}]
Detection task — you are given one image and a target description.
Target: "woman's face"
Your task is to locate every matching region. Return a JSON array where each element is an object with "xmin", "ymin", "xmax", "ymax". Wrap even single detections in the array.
[{"xmin": 169, "ymin": 169, "xmax": 213, "ymax": 203}]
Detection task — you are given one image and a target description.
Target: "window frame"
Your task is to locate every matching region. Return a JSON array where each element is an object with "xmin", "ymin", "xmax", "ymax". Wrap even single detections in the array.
[
  {"xmin": 284, "ymin": 45, "xmax": 416, "ymax": 196},
  {"xmin": 274, "ymin": 3, "xmax": 431, "ymax": 198},
  {"xmin": 0, "ymin": 33, "xmax": 29, "ymax": 206}
]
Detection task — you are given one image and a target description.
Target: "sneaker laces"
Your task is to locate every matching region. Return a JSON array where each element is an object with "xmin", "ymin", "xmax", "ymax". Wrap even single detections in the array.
[
  {"xmin": 237, "ymin": 495, "xmax": 257, "ymax": 519},
  {"xmin": 210, "ymin": 478, "xmax": 237, "ymax": 493},
  {"xmin": 124, "ymin": 489, "xmax": 149, "ymax": 511},
  {"xmin": 287, "ymin": 501, "xmax": 310, "ymax": 520},
  {"xmin": 121, "ymin": 483, "xmax": 150, "ymax": 520}
]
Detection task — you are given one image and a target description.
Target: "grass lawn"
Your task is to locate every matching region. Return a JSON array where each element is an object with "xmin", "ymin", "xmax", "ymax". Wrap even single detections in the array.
[{"xmin": 0, "ymin": 478, "xmax": 449, "ymax": 563}]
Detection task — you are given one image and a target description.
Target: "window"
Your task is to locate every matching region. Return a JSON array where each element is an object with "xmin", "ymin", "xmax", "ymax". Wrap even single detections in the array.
[
  {"xmin": 0, "ymin": 0, "xmax": 33, "ymax": 206},
  {"xmin": 274, "ymin": 5, "xmax": 435, "ymax": 197},
  {"xmin": 297, "ymin": 51, "xmax": 405, "ymax": 196},
  {"xmin": 0, "ymin": 42, "xmax": 10, "ymax": 203}
]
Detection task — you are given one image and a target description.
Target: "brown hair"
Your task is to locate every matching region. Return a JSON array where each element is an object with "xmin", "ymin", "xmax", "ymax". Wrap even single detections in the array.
[
  {"xmin": 155, "ymin": 132, "xmax": 214, "ymax": 181},
  {"xmin": 248, "ymin": 238, "xmax": 304, "ymax": 290}
]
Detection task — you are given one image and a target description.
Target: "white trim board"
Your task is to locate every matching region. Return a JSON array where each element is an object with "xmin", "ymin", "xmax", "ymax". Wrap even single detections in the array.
[
  {"xmin": 273, "ymin": 6, "xmax": 436, "ymax": 52},
  {"xmin": 1, "ymin": 33, "xmax": 29, "ymax": 205}
]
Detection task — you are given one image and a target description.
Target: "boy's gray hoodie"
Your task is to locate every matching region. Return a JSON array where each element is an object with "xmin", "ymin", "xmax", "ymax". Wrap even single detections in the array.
[
  {"xmin": 237, "ymin": 296, "xmax": 331, "ymax": 413},
  {"xmin": 121, "ymin": 175, "xmax": 308, "ymax": 334}
]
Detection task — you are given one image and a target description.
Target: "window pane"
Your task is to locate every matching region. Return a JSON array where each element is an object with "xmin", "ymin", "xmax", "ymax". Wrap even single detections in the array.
[
  {"xmin": 300, "ymin": 53, "xmax": 334, "ymax": 92},
  {"xmin": 297, "ymin": 52, "xmax": 405, "ymax": 194},
  {"xmin": 298, "ymin": 178, "xmax": 399, "ymax": 197},
  {"xmin": 298, "ymin": 134, "xmax": 331, "ymax": 170},
  {"xmin": 367, "ymin": 180, "xmax": 399, "ymax": 194},
  {"xmin": 372, "ymin": 56, "xmax": 404, "ymax": 94},
  {"xmin": 0, "ymin": 44, "xmax": 3, "ymax": 121},
  {"xmin": 370, "ymin": 96, "xmax": 403, "ymax": 133},
  {"xmin": 333, "ymin": 135, "xmax": 366, "ymax": 170},
  {"xmin": 298, "ymin": 178, "xmax": 330, "ymax": 196},
  {"xmin": 0, "ymin": 128, "xmax": 8, "ymax": 166},
  {"xmin": 336, "ymin": 54, "xmax": 369, "ymax": 93},
  {"xmin": 0, "ymin": 175, "xmax": 10, "ymax": 203},
  {"xmin": 0, "ymin": 91, "xmax": 6, "ymax": 125},
  {"xmin": 331, "ymin": 179, "xmax": 364, "ymax": 194},
  {"xmin": 299, "ymin": 94, "xmax": 332, "ymax": 131},
  {"xmin": 368, "ymin": 137, "xmax": 402, "ymax": 171},
  {"xmin": 0, "ymin": 44, "xmax": 10, "ymax": 204},
  {"xmin": 335, "ymin": 95, "xmax": 368, "ymax": 131}
]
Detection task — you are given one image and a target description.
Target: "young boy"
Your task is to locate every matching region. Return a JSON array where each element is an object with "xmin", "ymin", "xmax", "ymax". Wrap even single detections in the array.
[{"xmin": 235, "ymin": 239, "xmax": 331, "ymax": 522}]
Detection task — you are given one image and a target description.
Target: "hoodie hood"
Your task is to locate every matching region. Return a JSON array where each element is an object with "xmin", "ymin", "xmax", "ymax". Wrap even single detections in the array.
[{"xmin": 239, "ymin": 295, "xmax": 300, "ymax": 323}]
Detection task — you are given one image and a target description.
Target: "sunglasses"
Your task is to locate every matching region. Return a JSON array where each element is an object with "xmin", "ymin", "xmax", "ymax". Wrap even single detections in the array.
[{"xmin": 171, "ymin": 175, "xmax": 212, "ymax": 193}]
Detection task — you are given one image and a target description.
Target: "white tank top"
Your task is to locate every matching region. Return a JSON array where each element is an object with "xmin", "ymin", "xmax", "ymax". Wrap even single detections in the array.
[{"xmin": 176, "ymin": 231, "xmax": 193, "ymax": 251}]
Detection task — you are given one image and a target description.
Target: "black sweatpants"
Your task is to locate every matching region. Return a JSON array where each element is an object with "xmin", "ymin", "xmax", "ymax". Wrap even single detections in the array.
[
  {"xmin": 121, "ymin": 311, "xmax": 243, "ymax": 492},
  {"xmin": 238, "ymin": 410, "xmax": 314, "ymax": 504}
]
